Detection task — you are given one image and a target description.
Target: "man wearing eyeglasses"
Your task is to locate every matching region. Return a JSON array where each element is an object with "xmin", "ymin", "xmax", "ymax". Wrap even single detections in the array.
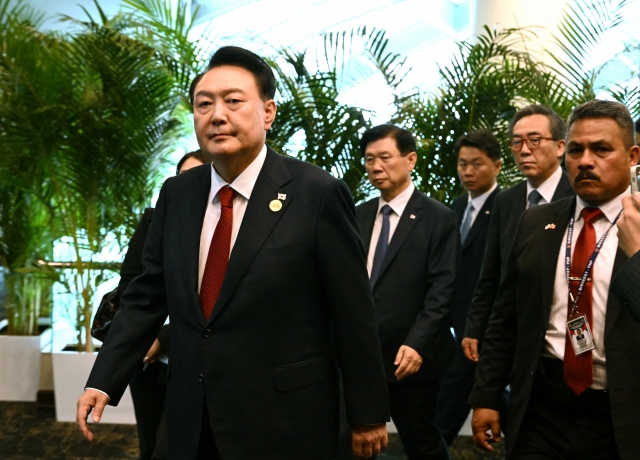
[
  {"xmin": 354, "ymin": 124, "xmax": 459, "ymax": 459},
  {"xmin": 462, "ymin": 105, "xmax": 575, "ymax": 365}
]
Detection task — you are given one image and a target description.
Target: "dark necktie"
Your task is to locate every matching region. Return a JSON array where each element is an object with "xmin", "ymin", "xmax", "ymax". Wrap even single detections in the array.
[
  {"xmin": 528, "ymin": 190, "xmax": 543, "ymax": 208},
  {"xmin": 460, "ymin": 201, "xmax": 474, "ymax": 244},
  {"xmin": 200, "ymin": 186, "xmax": 234, "ymax": 320},
  {"xmin": 563, "ymin": 206, "xmax": 603, "ymax": 395},
  {"xmin": 370, "ymin": 205, "xmax": 393, "ymax": 287}
]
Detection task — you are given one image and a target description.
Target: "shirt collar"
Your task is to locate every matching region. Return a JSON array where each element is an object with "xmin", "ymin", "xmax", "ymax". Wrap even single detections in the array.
[
  {"xmin": 527, "ymin": 165, "xmax": 562, "ymax": 204},
  {"xmin": 575, "ymin": 186, "xmax": 629, "ymax": 224},
  {"xmin": 377, "ymin": 181, "xmax": 415, "ymax": 216},
  {"xmin": 210, "ymin": 144, "xmax": 267, "ymax": 202},
  {"xmin": 468, "ymin": 182, "xmax": 498, "ymax": 210}
]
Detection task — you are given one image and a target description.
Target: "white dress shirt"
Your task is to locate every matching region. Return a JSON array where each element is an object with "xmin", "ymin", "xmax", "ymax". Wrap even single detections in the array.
[
  {"xmin": 544, "ymin": 187, "xmax": 629, "ymax": 389},
  {"xmin": 198, "ymin": 144, "xmax": 267, "ymax": 290},
  {"xmin": 366, "ymin": 182, "xmax": 415, "ymax": 276},
  {"xmin": 526, "ymin": 165, "xmax": 562, "ymax": 208},
  {"xmin": 464, "ymin": 182, "xmax": 498, "ymax": 228}
]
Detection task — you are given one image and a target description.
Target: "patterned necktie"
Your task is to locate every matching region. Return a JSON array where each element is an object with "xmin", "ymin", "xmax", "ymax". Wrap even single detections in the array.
[
  {"xmin": 200, "ymin": 186, "xmax": 234, "ymax": 320},
  {"xmin": 563, "ymin": 206, "xmax": 604, "ymax": 395},
  {"xmin": 370, "ymin": 205, "xmax": 393, "ymax": 288},
  {"xmin": 528, "ymin": 190, "xmax": 543, "ymax": 208},
  {"xmin": 460, "ymin": 201, "xmax": 474, "ymax": 244}
]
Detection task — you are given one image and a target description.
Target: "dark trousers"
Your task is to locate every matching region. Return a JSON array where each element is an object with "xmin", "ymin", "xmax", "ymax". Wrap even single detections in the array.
[
  {"xmin": 388, "ymin": 380, "xmax": 450, "ymax": 460},
  {"xmin": 196, "ymin": 399, "xmax": 222, "ymax": 460},
  {"xmin": 129, "ymin": 362, "xmax": 168, "ymax": 460},
  {"xmin": 511, "ymin": 358, "xmax": 620, "ymax": 460},
  {"xmin": 435, "ymin": 346, "xmax": 510, "ymax": 445},
  {"xmin": 336, "ymin": 380, "xmax": 449, "ymax": 460}
]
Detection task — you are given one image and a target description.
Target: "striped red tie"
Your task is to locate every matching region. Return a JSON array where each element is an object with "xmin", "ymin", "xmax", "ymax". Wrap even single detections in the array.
[
  {"xmin": 200, "ymin": 186, "xmax": 234, "ymax": 320},
  {"xmin": 563, "ymin": 206, "xmax": 603, "ymax": 395}
]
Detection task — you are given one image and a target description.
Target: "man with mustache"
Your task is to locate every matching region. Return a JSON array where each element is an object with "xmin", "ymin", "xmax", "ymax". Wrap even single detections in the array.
[
  {"xmin": 462, "ymin": 105, "xmax": 574, "ymax": 365},
  {"xmin": 470, "ymin": 100, "xmax": 640, "ymax": 459}
]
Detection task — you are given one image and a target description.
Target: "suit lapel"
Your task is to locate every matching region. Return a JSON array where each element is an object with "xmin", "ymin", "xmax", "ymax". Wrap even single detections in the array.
[
  {"xmin": 605, "ymin": 249, "xmax": 628, "ymax": 337},
  {"xmin": 206, "ymin": 147, "xmax": 292, "ymax": 324},
  {"xmin": 462, "ymin": 186, "xmax": 500, "ymax": 251},
  {"xmin": 373, "ymin": 189, "xmax": 423, "ymax": 287},
  {"xmin": 540, "ymin": 198, "xmax": 575, "ymax": 321},
  {"xmin": 551, "ymin": 170, "xmax": 574, "ymax": 202},
  {"xmin": 357, "ymin": 199, "xmax": 379, "ymax": 256}
]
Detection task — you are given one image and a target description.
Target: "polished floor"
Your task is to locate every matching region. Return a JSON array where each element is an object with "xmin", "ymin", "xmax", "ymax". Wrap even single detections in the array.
[{"xmin": 0, "ymin": 402, "xmax": 504, "ymax": 459}]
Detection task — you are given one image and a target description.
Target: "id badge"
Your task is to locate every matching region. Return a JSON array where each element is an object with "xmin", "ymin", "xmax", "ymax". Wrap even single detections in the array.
[{"xmin": 566, "ymin": 315, "xmax": 595, "ymax": 356}]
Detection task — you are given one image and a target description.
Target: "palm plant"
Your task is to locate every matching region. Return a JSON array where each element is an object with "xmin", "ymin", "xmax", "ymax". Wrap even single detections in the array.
[{"xmin": 0, "ymin": 0, "xmax": 182, "ymax": 349}]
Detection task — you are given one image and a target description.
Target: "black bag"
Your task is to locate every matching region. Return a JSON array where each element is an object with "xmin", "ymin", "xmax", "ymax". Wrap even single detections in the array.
[{"xmin": 91, "ymin": 288, "xmax": 118, "ymax": 342}]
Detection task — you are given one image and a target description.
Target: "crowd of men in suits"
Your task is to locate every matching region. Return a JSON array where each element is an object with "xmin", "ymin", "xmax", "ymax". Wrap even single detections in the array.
[{"xmin": 75, "ymin": 46, "xmax": 640, "ymax": 460}]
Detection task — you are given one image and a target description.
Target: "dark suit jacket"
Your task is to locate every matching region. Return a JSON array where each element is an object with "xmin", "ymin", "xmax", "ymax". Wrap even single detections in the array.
[
  {"xmin": 468, "ymin": 197, "xmax": 640, "ymax": 459},
  {"xmin": 450, "ymin": 187, "xmax": 500, "ymax": 341},
  {"xmin": 87, "ymin": 147, "xmax": 390, "ymax": 460},
  {"xmin": 356, "ymin": 189, "xmax": 459, "ymax": 383},
  {"xmin": 115, "ymin": 208, "xmax": 170, "ymax": 353},
  {"xmin": 464, "ymin": 171, "xmax": 574, "ymax": 340},
  {"xmin": 611, "ymin": 251, "xmax": 640, "ymax": 323}
]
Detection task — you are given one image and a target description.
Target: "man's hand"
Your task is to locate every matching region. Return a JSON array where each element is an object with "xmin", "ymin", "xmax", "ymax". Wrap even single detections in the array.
[
  {"xmin": 394, "ymin": 345, "xmax": 423, "ymax": 380},
  {"xmin": 471, "ymin": 407, "xmax": 501, "ymax": 452},
  {"xmin": 617, "ymin": 192, "xmax": 640, "ymax": 258},
  {"xmin": 143, "ymin": 338, "xmax": 162, "ymax": 364},
  {"xmin": 76, "ymin": 389, "xmax": 110, "ymax": 441},
  {"xmin": 462, "ymin": 337, "xmax": 479, "ymax": 362},
  {"xmin": 352, "ymin": 423, "xmax": 388, "ymax": 458}
]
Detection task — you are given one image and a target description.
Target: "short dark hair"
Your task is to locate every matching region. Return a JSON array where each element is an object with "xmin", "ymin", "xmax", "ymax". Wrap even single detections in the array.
[
  {"xmin": 204, "ymin": 46, "xmax": 276, "ymax": 101},
  {"xmin": 176, "ymin": 149, "xmax": 213, "ymax": 175},
  {"xmin": 635, "ymin": 117, "xmax": 640, "ymax": 143},
  {"xmin": 567, "ymin": 100, "xmax": 635, "ymax": 149},
  {"xmin": 188, "ymin": 72, "xmax": 205, "ymax": 106},
  {"xmin": 508, "ymin": 104, "xmax": 565, "ymax": 141},
  {"xmin": 453, "ymin": 130, "xmax": 502, "ymax": 161},
  {"xmin": 359, "ymin": 124, "xmax": 416, "ymax": 155}
]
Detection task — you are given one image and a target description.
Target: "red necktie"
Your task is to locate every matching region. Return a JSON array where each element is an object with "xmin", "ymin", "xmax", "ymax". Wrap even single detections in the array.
[
  {"xmin": 200, "ymin": 186, "xmax": 234, "ymax": 320},
  {"xmin": 563, "ymin": 206, "xmax": 603, "ymax": 395}
]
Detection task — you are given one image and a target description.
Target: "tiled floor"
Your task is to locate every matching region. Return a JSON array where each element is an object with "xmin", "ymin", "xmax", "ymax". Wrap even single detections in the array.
[{"xmin": 0, "ymin": 402, "xmax": 504, "ymax": 459}]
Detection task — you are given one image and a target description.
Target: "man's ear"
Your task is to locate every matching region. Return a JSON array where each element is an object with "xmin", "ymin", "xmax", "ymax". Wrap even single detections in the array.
[
  {"xmin": 407, "ymin": 151, "xmax": 418, "ymax": 171},
  {"xmin": 264, "ymin": 99, "xmax": 277, "ymax": 130}
]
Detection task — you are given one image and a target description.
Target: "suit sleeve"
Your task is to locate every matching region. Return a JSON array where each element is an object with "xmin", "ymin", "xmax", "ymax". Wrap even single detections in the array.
[
  {"xmin": 610, "ymin": 250, "xmax": 640, "ymax": 324},
  {"xmin": 464, "ymin": 198, "xmax": 503, "ymax": 340},
  {"xmin": 114, "ymin": 208, "xmax": 154, "ymax": 306},
  {"xmin": 468, "ymin": 215, "xmax": 522, "ymax": 410},
  {"xmin": 403, "ymin": 205, "xmax": 460, "ymax": 360},
  {"xmin": 316, "ymin": 179, "xmax": 390, "ymax": 425},
  {"xmin": 86, "ymin": 182, "xmax": 171, "ymax": 405}
]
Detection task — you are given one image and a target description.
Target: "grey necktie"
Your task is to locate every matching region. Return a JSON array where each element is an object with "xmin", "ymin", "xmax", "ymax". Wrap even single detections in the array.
[
  {"xmin": 460, "ymin": 201, "xmax": 474, "ymax": 244},
  {"xmin": 528, "ymin": 190, "xmax": 543, "ymax": 208}
]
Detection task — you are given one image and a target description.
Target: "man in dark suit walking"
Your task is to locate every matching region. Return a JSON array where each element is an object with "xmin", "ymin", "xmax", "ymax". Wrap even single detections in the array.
[
  {"xmin": 356, "ymin": 124, "xmax": 459, "ymax": 459},
  {"xmin": 470, "ymin": 100, "xmax": 640, "ymax": 459},
  {"xmin": 76, "ymin": 46, "xmax": 390, "ymax": 460},
  {"xmin": 462, "ymin": 105, "xmax": 574, "ymax": 363},
  {"xmin": 435, "ymin": 130, "xmax": 502, "ymax": 444}
]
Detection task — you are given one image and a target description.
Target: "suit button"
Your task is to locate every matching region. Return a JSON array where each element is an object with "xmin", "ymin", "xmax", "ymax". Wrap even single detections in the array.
[
  {"xmin": 203, "ymin": 329, "xmax": 212, "ymax": 338},
  {"xmin": 198, "ymin": 374, "xmax": 203, "ymax": 382},
  {"xmin": 530, "ymin": 371, "xmax": 534, "ymax": 379}
]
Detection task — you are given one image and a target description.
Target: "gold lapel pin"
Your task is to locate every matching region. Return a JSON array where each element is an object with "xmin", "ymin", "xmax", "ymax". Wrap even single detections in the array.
[
  {"xmin": 269, "ymin": 200, "xmax": 283, "ymax": 212},
  {"xmin": 545, "ymin": 223, "xmax": 556, "ymax": 230},
  {"xmin": 278, "ymin": 193, "xmax": 286, "ymax": 201},
  {"xmin": 485, "ymin": 210, "xmax": 490, "ymax": 214},
  {"xmin": 409, "ymin": 214, "xmax": 416, "ymax": 219}
]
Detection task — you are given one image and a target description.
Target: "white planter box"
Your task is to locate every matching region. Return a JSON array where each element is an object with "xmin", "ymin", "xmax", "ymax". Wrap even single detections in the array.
[
  {"xmin": 0, "ymin": 322, "xmax": 51, "ymax": 402},
  {"xmin": 51, "ymin": 351, "xmax": 137, "ymax": 424}
]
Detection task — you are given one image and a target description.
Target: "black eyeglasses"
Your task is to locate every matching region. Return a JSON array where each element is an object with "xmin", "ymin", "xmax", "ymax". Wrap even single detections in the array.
[{"xmin": 509, "ymin": 136, "xmax": 555, "ymax": 152}]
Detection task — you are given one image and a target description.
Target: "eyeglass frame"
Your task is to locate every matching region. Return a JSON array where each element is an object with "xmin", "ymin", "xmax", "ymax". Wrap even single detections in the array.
[
  {"xmin": 509, "ymin": 136, "xmax": 556, "ymax": 152},
  {"xmin": 363, "ymin": 153, "xmax": 410, "ymax": 166}
]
